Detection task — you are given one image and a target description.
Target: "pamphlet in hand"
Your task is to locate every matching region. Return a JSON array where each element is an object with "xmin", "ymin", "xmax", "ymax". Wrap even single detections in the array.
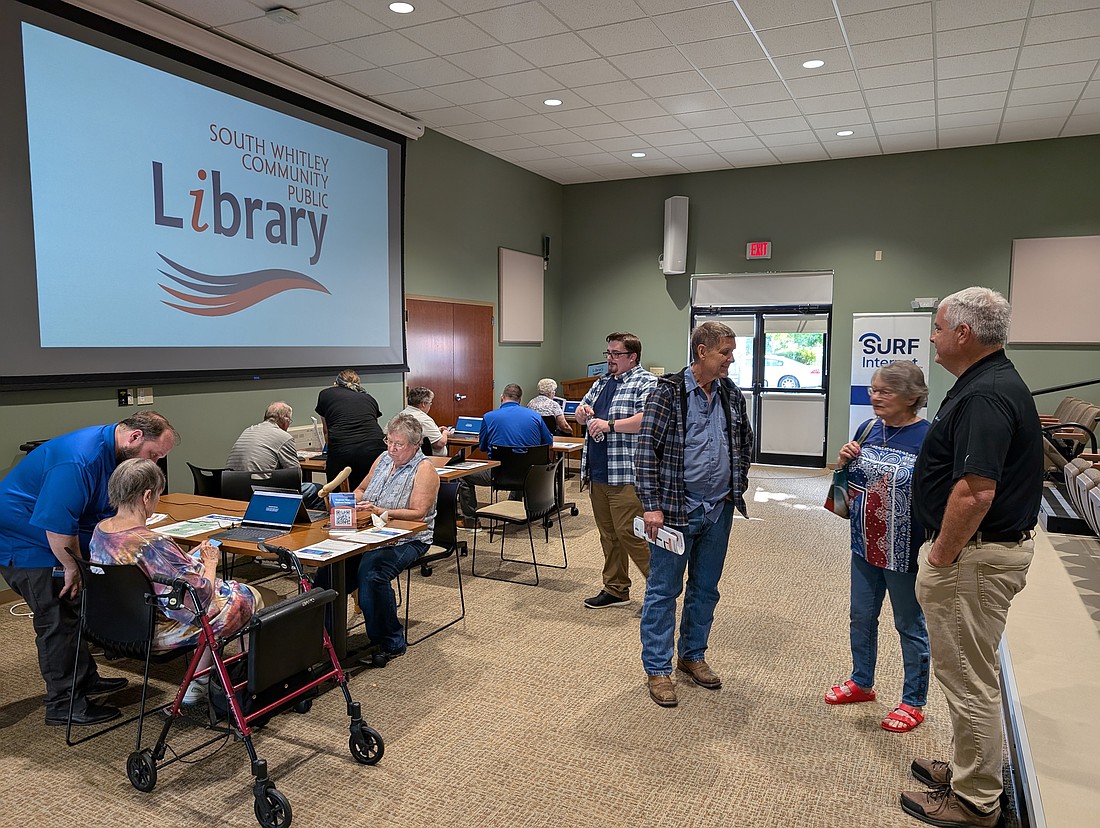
[{"xmin": 633, "ymin": 516, "xmax": 685, "ymax": 555}]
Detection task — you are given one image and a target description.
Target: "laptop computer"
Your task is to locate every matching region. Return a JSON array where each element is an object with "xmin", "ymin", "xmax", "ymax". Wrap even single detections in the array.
[
  {"xmin": 445, "ymin": 448, "xmax": 467, "ymax": 465},
  {"xmin": 211, "ymin": 490, "xmax": 307, "ymax": 542},
  {"xmin": 453, "ymin": 416, "xmax": 483, "ymax": 438},
  {"xmin": 553, "ymin": 396, "xmax": 566, "ymax": 409},
  {"xmin": 562, "ymin": 400, "xmax": 581, "ymax": 416}
]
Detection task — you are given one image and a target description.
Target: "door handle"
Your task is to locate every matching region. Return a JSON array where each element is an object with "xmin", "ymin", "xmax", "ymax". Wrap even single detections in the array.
[{"xmin": 454, "ymin": 393, "xmax": 467, "ymax": 401}]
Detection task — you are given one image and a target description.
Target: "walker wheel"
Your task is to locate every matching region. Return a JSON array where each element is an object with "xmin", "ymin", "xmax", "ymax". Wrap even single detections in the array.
[
  {"xmin": 254, "ymin": 786, "xmax": 292, "ymax": 828},
  {"xmin": 570, "ymin": 506, "xmax": 579, "ymax": 517},
  {"xmin": 349, "ymin": 723, "xmax": 385, "ymax": 765},
  {"xmin": 127, "ymin": 749, "xmax": 157, "ymax": 793},
  {"xmin": 293, "ymin": 699, "xmax": 312, "ymax": 714}
]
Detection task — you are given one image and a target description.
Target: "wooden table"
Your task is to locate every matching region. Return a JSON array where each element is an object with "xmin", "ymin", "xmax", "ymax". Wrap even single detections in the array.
[
  {"xmin": 157, "ymin": 493, "xmax": 426, "ymax": 660},
  {"xmin": 300, "ymin": 455, "xmax": 498, "ymax": 485}
]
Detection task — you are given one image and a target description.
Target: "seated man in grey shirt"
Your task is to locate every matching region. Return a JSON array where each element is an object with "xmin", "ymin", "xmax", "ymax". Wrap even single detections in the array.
[{"xmin": 226, "ymin": 401, "xmax": 324, "ymax": 509}]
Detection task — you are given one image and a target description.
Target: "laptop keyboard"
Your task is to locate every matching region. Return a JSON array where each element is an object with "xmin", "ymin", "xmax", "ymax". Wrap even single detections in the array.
[{"xmin": 217, "ymin": 526, "xmax": 286, "ymax": 541}]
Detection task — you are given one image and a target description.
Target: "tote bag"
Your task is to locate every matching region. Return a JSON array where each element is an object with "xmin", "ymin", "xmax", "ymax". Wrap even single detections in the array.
[{"xmin": 824, "ymin": 419, "xmax": 877, "ymax": 519}]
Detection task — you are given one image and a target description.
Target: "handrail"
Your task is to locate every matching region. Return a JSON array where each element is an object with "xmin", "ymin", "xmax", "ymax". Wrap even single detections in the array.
[{"xmin": 1031, "ymin": 377, "xmax": 1100, "ymax": 397}]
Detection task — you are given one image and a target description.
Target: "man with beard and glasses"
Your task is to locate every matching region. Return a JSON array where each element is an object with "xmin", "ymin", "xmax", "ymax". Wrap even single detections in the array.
[{"xmin": 0, "ymin": 411, "xmax": 179, "ymax": 727}]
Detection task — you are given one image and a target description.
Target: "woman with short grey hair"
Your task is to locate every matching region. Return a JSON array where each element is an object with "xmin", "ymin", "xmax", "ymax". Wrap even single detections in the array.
[
  {"xmin": 402, "ymin": 387, "xmax": 447, "ymax": 456},
  {"xmin": 527, "ymin": 377, "xmax": 569, "ymax": 435}
]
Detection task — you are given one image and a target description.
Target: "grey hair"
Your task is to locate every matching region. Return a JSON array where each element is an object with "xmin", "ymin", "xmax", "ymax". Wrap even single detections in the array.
[
  {"xmin": 107, "ymin": 458, "xmax": 165, "ymax": 510},
  {"xmin": 407, "ymin": 386, "xmax": 434, "ymax": 407},
  {"xmin": 940, "ymin": 287, "xmax": 1011, "ymax": 347},
  {"xmin": 873, "ymin": 362, "xmax": 928, "ymax": 414},
  {"xmin": 690, "ymin": 321, "xmax": 735, "ymax": 361},
  {"xmin": 537, "ymin": 378, "xmax": 557, "ymax": 397},
  {"xmin": 264, "ymin": 401, "xmax": 292, "ymax": 426},
  {"xmin": 386, "ymin": 412, "xmax": 424, "ymax": 447}
]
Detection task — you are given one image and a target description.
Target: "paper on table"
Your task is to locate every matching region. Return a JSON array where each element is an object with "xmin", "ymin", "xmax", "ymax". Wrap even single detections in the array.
[
  {"xmin": 154, "ymin": 514, "xmax": 240, "ymax": 538},
  {"xmin": 343, "ymin": 526, "xmax": 410, "ymax": 545},
  {"xmin": 293, "ymin": 538, "xmax": 362, "ymax": 562}
]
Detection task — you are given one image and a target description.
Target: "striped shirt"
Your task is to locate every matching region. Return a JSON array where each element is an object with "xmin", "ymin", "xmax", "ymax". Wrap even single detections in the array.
[
  {"xmin": 226, "ymin": 420, "xmax": 300, "ymax": 472},
  {"xmin": 362, "ymin": 452, "xmax": 436, "ymax": 544},
  {"xmin": 579, "ymin": 365, "xmax": 657, "ymax": 487}
]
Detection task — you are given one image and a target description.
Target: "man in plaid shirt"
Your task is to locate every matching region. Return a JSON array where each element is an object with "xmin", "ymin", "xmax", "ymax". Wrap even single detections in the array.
[
  {"xmin": 636, "ymin": 321, "xmax": 752, "ymax": 708},
  {"xmin": 576, "ymin": 332, "xmax": 657, "ymax": 610}
]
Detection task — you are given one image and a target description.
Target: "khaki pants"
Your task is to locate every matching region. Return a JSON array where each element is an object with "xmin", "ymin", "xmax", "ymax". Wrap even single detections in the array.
[
  {"xmin": 916, "ymin": 537, "xmax": 1033, "ymax": 812},
  {"xmin": 589, "ymin": 482, "xmax": 650, "ymax": 600}
]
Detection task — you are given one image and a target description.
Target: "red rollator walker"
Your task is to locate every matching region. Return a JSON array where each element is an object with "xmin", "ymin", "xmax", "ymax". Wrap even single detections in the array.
[{"xmin": 127, "ymin": 543, "xmax": 383, "ymax": 828}]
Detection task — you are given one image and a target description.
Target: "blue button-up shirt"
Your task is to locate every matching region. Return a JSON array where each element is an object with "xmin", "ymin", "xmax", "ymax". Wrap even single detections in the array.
[{"xmin": 683, "ymin": 368, "xmax": 731, "ymax": 522}]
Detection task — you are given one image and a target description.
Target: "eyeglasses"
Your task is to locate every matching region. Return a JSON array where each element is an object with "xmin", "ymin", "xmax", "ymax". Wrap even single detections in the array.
[
  {"xmin": 385, "ymin": 438, "xmax": 411, "ymax": 449},
  {"xmin": 603, "ymin": 350, "xmax": 629, "ymax": 358},
  {"xmin": 867, "ymin": 386, "xmax": 897, "ymax": 398}
]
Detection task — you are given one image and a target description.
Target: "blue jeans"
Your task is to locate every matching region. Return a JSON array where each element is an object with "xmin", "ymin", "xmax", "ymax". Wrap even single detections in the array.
[
  {"xmin": 849, "ymin": 552, "xmax": 929, "ymax": 707},
  {"xmin": 357, "ymin": 539, "xmax": 428, "ymax": 655},
  {"xmin": 640, "ymin": 502, "xmax": 734, "ymax": 676}
]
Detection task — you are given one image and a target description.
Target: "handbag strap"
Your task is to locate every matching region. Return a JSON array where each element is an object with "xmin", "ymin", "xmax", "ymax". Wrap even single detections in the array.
[{"xmin": 856, "ymin": 418, "xmax": 877, "ymax": 445}]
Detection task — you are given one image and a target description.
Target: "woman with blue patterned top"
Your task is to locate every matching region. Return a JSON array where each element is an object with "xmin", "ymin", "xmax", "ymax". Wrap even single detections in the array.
[{"xmin": 824, "ymin": 361, "xmax": 932, "ymax": 733}]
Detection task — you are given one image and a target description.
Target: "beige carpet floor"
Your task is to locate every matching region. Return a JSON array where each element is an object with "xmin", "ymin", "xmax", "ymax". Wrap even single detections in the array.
[{"xmin": 1, "ymin": 468, "xmax": 968, "ymax": 827}]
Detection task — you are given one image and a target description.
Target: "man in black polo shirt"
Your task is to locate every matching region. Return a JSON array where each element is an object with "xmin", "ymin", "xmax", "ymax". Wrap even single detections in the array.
[{"xmin": 901, "ymin": 287, "xmax": 1043, "ymax": 828}]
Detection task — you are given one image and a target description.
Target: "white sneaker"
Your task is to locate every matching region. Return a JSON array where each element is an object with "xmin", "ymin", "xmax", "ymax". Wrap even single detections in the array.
[{"xmin": 182, "ymin": 677, "xmax": 209, "ymax": 705}]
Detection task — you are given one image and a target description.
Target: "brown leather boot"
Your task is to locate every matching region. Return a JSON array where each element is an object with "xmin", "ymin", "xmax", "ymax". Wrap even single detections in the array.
[
  {"xmin": 676, "ymin": 658, "xmax": 722, "ymax": 689},
  {"xmin": 900, "ymin": 788, "xmax": 1001, "ymax": 827},
  {"xmin": 647, "ymin": 675, "xmax": 678, "ymax": 707},
  {"xmin": 911, "ymin": 758, "xmax": 952, "ymax": 787}
]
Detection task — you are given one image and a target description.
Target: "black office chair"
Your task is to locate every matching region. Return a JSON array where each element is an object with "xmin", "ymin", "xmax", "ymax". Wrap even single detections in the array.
[
  {"xmin": 489, "ymin": 444, "xmax": 550, "ymax": 503},
  {"xmin": 541, "ymin": 414, "xmax": 563, "ymax": 437},
  {"xmin": 187, "ymin": 463, "xmax": 225, "ymax": 498},
  {"xmin": 400, "ymin": 481, "xmax": 466, "ymax": 645},
  {"xmin": 421, "ymin": 436, "xmax": 434, "ymax": 457},
  {"xmin": 221, "ymin": 468, "xmax": 302, "ymax": 502},
  {"xmin": 471, "ymin": 462, "xmax": 567, "ymax": 587}
]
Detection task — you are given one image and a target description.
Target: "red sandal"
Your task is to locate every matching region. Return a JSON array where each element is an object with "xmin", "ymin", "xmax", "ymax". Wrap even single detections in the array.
[
  {"xmin": 824, "ymin": 679, "xmax": 876, "ymax": 705},
  {"xmin": 882, "ymin": 702, "xmax": 924, "ymax": 732}
]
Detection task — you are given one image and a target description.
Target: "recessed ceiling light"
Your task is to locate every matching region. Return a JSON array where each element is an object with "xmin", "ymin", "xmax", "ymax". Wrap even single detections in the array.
[
  {"xmin": 265, "ymin": 6, "xmax": 299, "ymax": 24},
  {"xmin": 631, "ymin": 152, "xmax": 646, "ymax": 158},
  {"xmin": 389, "ymin": 2, "xmax": 414, "ymax": 13},
  {"xmin": 802, "ymin": 59, "xmax": 825, "ymax": 69},
  {"xmin": 836, "ymin": 130, "xmax": 854, "ymax": 137},
  {"xmin": 543, "ymin": 98, "xmax": 563, "ymax": 107}
]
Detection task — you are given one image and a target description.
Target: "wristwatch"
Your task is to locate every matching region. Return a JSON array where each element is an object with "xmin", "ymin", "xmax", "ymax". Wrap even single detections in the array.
[{"xmin": 607, "ymin": 419, "xmax": 616, "ymax": 433}]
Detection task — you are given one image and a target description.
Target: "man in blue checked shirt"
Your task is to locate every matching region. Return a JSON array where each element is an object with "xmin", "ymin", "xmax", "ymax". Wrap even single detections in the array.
[
  {"xmin": 576, "ymin": 332, "xmax": 657, "ymax": 611},
  {"xmin": 636, "ymin": 322, "xmax": 753, "ymax": 708}
]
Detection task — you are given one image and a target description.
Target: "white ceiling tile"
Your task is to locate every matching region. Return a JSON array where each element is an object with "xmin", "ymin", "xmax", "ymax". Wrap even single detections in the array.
[
  {"xmin": 400, "ymin": 18, "xmax": 498, "ymax": 55},
  {"xmin": 843, "ymin": 5, "xmax": 932, "ymax": 45},
  {"xmin": 281, "ymin": 44, "xmax": 374, "ymax": 76},
  {"xmin": 341, "ymin": 31, "xmax": 435, "ymax": 65},
  {"xmin": 738, "ymin": 100, "xmax": 804, "ymax": 121},
  {"xmin": 678, "ymin": 34, "xmax": 768, "ymax": 69},
  {"xmin": 513, "ymin": 93, "xmax": 589, "ymax": 112},
  {"xmin": 1008, "ymin": 82, "xmax": 1088, "ymax": 105},
  {"xmin": 471, "ymin": 134, "xmax": 536, "ymax": 151},
  {"xmin": 496, "ymin": 113, "xmax": 560, "ymax": 133},
  {"xmin": 938, "ymin": 110, "xmax": 1004, "ymax": 129},
  {"xmin": 465, "ymin": 98, "xmax": 539, "ymax": 118},
  {"xmin": 740, "ymin": 0, "xmax": 838, "ymax": 30},
  {"xmin": 693, "ymin": 123, "xmax": 756, "ymax": 142},
  {"xmin": 446, "ymin": 46, "xmax": 535, "ymax": 77},
  {"xmin": 806, "ymin": 108, "xmax": 872, "ymax": 129},
  {"xmin": 756, "ymin": 19, "xmax": 846, "ymax": 56},
  {"xmin": 354, "ymin": 0, "xmax": 457, "ymax": 28},
  {"xmin": 772, "ymin": 46, "xmax": 855, "ymax": 77},
  {"xmin": 1025, "ymin": 9, "xmax": 1100, "ymax": 44},
  {"xmin": 1063, "ymin": 112, "xmax": 1100, "ymax": 135},
  {"xmin": 761, "ymin": 130, "xmax": 824, "ymax": 146},
  {"xmin": 798, "ymin": 91, "xmax": 868, "ymax": 114},
  {"xmin": 751, "ymin": 115, "xmax": 813, "ymax": 135},
  {"xmin": 1084, "ymin": 79, "xmax": 1100, "ymax": 98},
  {"xmin": 836, "ymin": 0, "xmax": 927, "ymax": 13},
  {"xmin": 150, "ymin": 0, "xmax": 260, "ymax": 28},
  {"xmin": 676, "ymin": 109, "xmax": 743, "ymax": 128},
  {"xmin": 1002, "ymin": 101, "xmax": 1076, "ymax": 121},
  {"xmin": 719, "ymin": 81, "xmax": 793, "ymax": 107},
  {"xmin": 467, "ymin": 2, "xmax": 568, "ymax": 43},
  {"xmin": 510, "ymin": 33, "xmax": 600, "ymax": 66},
  {"xmin": 430, "ymin": 78, "xmax": 508, "ymax": 105},
  {"xmin": 296, "ymin": 1, "xmax": 388, "ymax": 42},
  {"xmin": 786, "ymin": 71, "xmax": 862, "ymax": 97},
  {"xmin": 544, "ymin": 59, "xmax": 626, "ymax": 87},
  {"xmin": 826, "ymin": 137, "xmax": 882, "ymax": 157},
  {"xmin": 675, "ymin": 153, "xmax": 732, "ymax": 172},
  {"xmin": 858, "ymin": 61, "xmax": 934, "ymax": 90},
  {"xmin": 333, "ymin": 67, "xmax": 417, "ymax": 95},
  {"xmin": 1013, "ymin": 61, "xmax": 1097, "ymax": 88},
  {"xmin": 621, "ymin": 115, "xmax": 684, "ymax": 134},
  {"xmin": 600, "ymin": 100, "xmax": 669, "ymax": 120},
  {"xmin": 1017, "ymin": 37, "xmax": 1100, "ymax": 68},
  {"xmin": 705, "ymin": 135, "xmax": 765, "ymax": 152},
  {"xmin": 870, "ymin": 100, "xmax": 936, "ymax": 121},
  {"xmin": 997, "ymin": 117, "xmax": 1068, "ymax": 141},
  {"xmin": 594, "ymin": 136, "xmax": 656, "ymax": 152},
  {"xmin": 570, "ymin": 122, "xmax": 635, "ymax": 140},
  {"xmin": 389, "ymin": 57, "xmax": 474, "ymax": 86},
  {"xmin": 651, "ymin": 5, "xmax": 751, "ymax": 45},
  {"xmin": 636, "ymin": 159, "xmax": 691, "ymax": 175},
  {"xmin": 551, "ymin": 141, "xmax": 608, "ymax": 156},
  {"xmin": 657, "ymin": 91, "xmax": 728, "ymax": 115},
  {"xmin": 484, "ymin": 68, "xmax": 561, "ymax": 96},
  {"xmin": 609, "ymin": 47, "xmax": 696, "ymax": 79},
  {"xmin": 938, "ymin": 91, "xmax": 1008, "ymax": 114},
  {"xmin": 432, "ymin": 0, "xmax": 528, "ymax": 16},
  {"xmin": 936, "ymin": 73, "xmax": 1013, "ymax": 97},
  {"xmin": 936, "ymin": 21, "xmax": 1026, "ymax": 58},
  {"xmin": 415, "ymin": 105, "xmax": 483, "ymax": 126},
  {"xmin": 547, "ymin": 0, "xmax": 650, "ymax": 29},
  {"xmin": 500, "ymin": 146, "xmax": 561, "ymax": 162},
  {"xmin": 770, "ymin": 144, "xmax": 830, "ymax": 163},
  {"xmin": 447, "ymin": 120, "xmax": 513, "ymax": 139},
  {"xmin": 1074, "ymin": 96, "xmax": 1100, "ymax": 114},
  {"xmin": 635, "ymin": 71, "xmax": 712, "ymax": 97},
  {"xmin": 546, "ymin": 107, "xmax": 615, "ymax": 127},
  {"xmin": 879, "ymin": 131, "xmax": 938, "ymax": 154},
  {"xmin": 661, "ymin": 141, "xmax": 725, "ymax": 157},
  {"xmin": 938, "ymin": 124, "xmax": 1000, "ymax": 147},
  {"xmin": 576, "ymin": 80, "xmax": 649, "ymax": 106},
  {"xmin": 701, "ymin": 61, "xmax": 781, "ymax": 88},
  {"xmin": 934, "ymin": 0, "xmax": 1031, "ymax": 30},
  {"xmin": 817, "ymin": 128, "xmax": 875, "ymax": 144},
  {"xmin": 864, "ymin": 81, "xmax": 934, "ymax": 107},
  {"xmin": 1031, "ymin": 0, "xmax": 1100, "ymax": 15},
  {"xmin": 219, "ymin": 18, "xmax": 326, "ymax": 53},
  {"xmin": 574, "ymin": 151, "xmax": 631, "ymax": 166},
  {"xmin": 525, "ymin": 128, "xmax": 586, "ymax": 145},
  {"xmin": 936, "ymin": 49, "xmax": 1019, "ymax": 79},
  {"xmin": 545, "ymin": 167, "xmax": 600, "ymax": 184},
  {"xmin": 850, "ymin": 34, "xmax": 933, "ymax": 68},
  {"xmin": 373, "ymin": 87, "xmax": 455, "ymax": 111},
  {"xmin": 874, "ymin": 115, "xmax": 937, "ymax": 134},
  {"xmin": 719, "ymin": 148, "xmax": 781, "ymax": 167},
  {"xmin": 579, "ymin": 19, "xmax": 671, "ymax": 56},
  {"xmin": 644, "ymin": 128, "xmax": 708, "ymax": 146}
]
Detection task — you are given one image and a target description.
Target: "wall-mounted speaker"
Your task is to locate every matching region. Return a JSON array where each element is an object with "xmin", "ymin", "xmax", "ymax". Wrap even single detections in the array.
[{"xmin": 662, "ymin": 195, "xmax": 688, "ymax": 275}]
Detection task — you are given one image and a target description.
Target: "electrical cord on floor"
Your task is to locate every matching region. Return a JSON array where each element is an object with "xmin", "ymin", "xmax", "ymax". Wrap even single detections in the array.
[{"xmin": 9, "ymin": 601, "xmax": 32, "ymax": 618}]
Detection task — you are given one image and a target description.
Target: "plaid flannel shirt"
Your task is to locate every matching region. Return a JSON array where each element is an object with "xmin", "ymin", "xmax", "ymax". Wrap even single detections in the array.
[
  {"xmin": 579, "ymin": 365, "xmax": 657, "ymax": 486},
  {"xmin": 635, "ymin": 368, "xmax": 753, "ymax": 530}
]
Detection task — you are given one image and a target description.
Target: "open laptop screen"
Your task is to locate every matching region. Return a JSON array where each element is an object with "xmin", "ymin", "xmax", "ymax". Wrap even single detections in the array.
[
  {"xmin": 562, "ymin": 401, "xmax": 581, "ymax": 416},
  {"xmin": 241, "ymin": 491, "xmax": 302, "ymax": 529},
  {"xmin": 454, "ymin": 416, "xmax": 483, "ymax": 434}
]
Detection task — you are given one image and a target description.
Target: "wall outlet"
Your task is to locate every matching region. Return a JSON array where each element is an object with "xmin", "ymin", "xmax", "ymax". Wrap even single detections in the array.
[
  {"xmin": 874, "ymin": 250, "xmax": 883, "ymax": 261},
  {"xmin": 136, "ymin": 387, "xmax": 154, "ymax": 405}
]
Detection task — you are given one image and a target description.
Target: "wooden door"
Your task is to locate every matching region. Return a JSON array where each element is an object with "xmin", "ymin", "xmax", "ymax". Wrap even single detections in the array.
[{"xmin": 406, "ymin": 298, "xmax": 494, "ymax": 428}]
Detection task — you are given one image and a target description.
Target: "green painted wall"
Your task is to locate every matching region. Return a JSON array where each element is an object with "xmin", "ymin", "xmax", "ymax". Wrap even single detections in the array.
[{"xmin": 559, "ymin": 136, "xmax": 1100, "ymax": 457}]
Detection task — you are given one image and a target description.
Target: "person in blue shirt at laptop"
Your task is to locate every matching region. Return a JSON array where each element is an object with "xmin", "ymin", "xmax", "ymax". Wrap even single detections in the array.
[
  {"xmin": 458, "ymin": 384, "xmax": 554, "ymax": 524},
  {"xmin": 0, "ymin": 411, "xmax": 179, "ymax": 727}
]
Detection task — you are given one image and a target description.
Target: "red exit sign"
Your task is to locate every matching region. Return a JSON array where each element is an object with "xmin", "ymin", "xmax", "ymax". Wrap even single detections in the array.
[{"xmin": 746, "ymin": 241, "xmax": 772, "ymax": 259}]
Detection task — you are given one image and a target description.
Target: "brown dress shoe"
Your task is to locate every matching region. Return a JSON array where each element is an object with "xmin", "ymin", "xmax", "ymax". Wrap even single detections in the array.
[
  {"xmin": 676, "ymin": 658, "xmax": 721, "ymax": 689},
  {"xmin": 911, "ymin": 758, "xmax": 952, "ymax": 787},
  {"xmin": 647, "ymin": 675, "xmax": 678, "ymax": 707},
  {"xmin": 900, "ymin": 788, "xmax": 1001, "ymax": 827}
]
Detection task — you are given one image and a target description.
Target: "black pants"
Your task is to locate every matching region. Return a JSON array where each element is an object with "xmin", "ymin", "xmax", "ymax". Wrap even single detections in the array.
[
  {"xmin": 1, "ymin": 565, "xmax": 101, "ymax": 717},
  {"xmin": 457, "ymin": 469, "xmax": 494, "ymax": 520}
]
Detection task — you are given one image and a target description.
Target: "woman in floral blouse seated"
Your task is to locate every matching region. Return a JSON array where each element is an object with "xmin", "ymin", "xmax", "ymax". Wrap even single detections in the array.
[
  {"xmin": 527, "ymin": 377, "xmax": 570, "ymax": 435},
  {"xmin": 90, "ymin": 458, "xmax": 261, "ymax": 705}
]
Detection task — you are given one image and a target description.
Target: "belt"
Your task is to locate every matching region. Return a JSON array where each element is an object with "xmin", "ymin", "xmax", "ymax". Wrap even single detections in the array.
[{"xmin": 926, "ymin": 530, "xmax": 1031, "ymax": 546}]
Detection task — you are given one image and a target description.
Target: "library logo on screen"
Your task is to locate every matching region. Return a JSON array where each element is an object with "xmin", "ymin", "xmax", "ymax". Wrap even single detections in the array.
[{"xmin": 156, "ymin": 254, "xmax": 329, "ymax": 317}]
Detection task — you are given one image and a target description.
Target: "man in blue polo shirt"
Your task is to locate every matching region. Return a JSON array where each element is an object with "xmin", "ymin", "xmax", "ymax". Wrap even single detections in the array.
[{"xmin": 0, "ymin": 411, "xmax": 178, "ymax": 727}]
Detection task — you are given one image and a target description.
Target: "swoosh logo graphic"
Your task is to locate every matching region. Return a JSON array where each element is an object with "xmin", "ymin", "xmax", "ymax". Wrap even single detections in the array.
[{"xmin": 157, "ymin": 253, "xmax": 330, "ymax": 316}]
